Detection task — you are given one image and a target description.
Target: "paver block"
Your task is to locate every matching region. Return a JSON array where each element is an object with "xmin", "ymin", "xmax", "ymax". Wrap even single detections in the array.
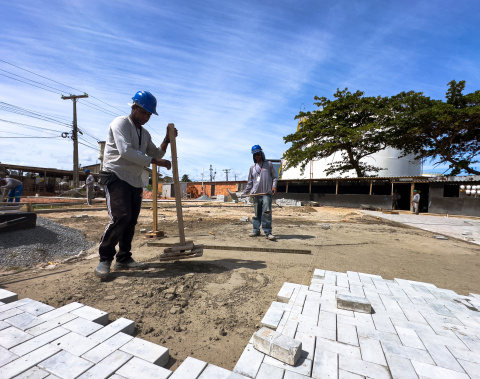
[
  {"xmin": 278, "ymin": 283, "xmax": 299, "ymax": 304},
  {"xmin": 263, "ymin": 355, "xmax": 312, "ymax": 376},
  {"xmin": 78, "ymin": 350, "xmax": 132, "ymax": 378},
  {"xmin": 120, "ymin": 337, "xmax": 169, "ymax": 366},
  {"xmin": 89, "ymin": 317, "xmax": 135, "ymax": 343},
  {"xmin": 169, "ymin": 356, "xmax": 208, "ymax": 378},
  {"xmin": 411, "ymin": 360, "xmax": 469, "ymax": 379},
  {"xmin": 62, "ymin": 317, "xmax": 104, "ymax": 336},
  {"xmin": 0, "ymin": 344, "xmax": 60, "ymax": 378},
  {"xmin": 24, "ymin": 312, "xmax": 78, "ymax": 336},
  {"xmin": 70, "ymin": 305, "xmax": 109, "ymax": 326},
  {"xmin": 115, "ymin": 356, "xmax": 172, "ymax": 379},
  {"xmin": 0, "ymin": 326, "xmax": 33, "ymax": 349},
  {"xmin": 11, "ymin": 326, "xmax": 69, "ymax": 356},
  {"xmin": 0, "ymin": 344, "xmax": 18, "ymax": 366},
  {"xmin": 261, "ymin": 306, "xmax": 284, "ymax": 330},
  {"xmin": 233, "ymin": 343, "xmax": 264, "ymax": 377},
  {"xmin": 49, "ymin": 331, "xmax": 99, "ymax": 356},
  {"xmin": 253, "ymin": 327, "xmax": 302, "ymax": 366},
  {"xmin": 4, "ymin": 312, "xmax": 39, "ymax": 330},
  {"xmin": 336, "ymin": 294, "xmax": 372, "ymax": 314},
  {"xmin": 256, "ymin": 362, "xmax": 285, "ymax": 379},
  {"xmin": 18, "ymin": 301, "xmax": 55, "ymax": 317},
  {"xmin": 39, "ymin": 350, "xmax": 94, "ymax": 378},
  {"xmin": 0, "ymin": 289, "xmax": 18, "ymax": 304},
  {"xmin": 13, "ymin": 366, "xmax": 51, "ymax": 378}
]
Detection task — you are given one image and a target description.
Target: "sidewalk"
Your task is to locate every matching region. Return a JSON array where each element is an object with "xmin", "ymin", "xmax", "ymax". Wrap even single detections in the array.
[{"xmin": 361, "ymin": 211, "xmax": 480, "ymax": 246}]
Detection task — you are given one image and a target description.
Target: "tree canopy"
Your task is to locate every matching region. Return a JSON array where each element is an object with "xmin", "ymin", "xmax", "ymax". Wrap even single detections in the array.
[{"xmin": 181, "ymin": 174, "xmax": 192, "ymax": 182}]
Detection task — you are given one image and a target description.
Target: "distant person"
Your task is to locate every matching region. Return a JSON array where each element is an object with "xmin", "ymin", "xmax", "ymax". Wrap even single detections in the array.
[
  {"xmin": 85, "ymin": 169, "xmax": 95, "ymax": 206},
  {"xmin": 94, "ymin": 91, "xmax": 175, "ymax": 279},
  {"xmin": 242, "ymin": 145, "xmax": 278, "ymax": 240},
  {"xmin": 392, "ymin": 190, "xmax": 401, "ymax": 210},
  {"xmin": 412, "ymin": 189, "xmax": 420, "ymax": 215},
  {"xmin": 0, "ymin": 177, "xmax": 23, "ymax": 202}
]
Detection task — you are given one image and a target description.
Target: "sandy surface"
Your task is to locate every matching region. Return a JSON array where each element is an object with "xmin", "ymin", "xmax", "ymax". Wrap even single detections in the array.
[{"xmin": 1, "ymin": 203, "xmax": 480, "ymax": 371}]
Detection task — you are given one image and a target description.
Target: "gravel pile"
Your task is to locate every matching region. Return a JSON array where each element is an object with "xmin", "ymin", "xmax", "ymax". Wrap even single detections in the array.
[{"xmin": 0, "ymin": 217, "xmax": 94, "ymax": 268}]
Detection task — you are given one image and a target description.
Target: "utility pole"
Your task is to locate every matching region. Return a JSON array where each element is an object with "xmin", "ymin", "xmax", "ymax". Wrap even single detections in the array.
[
  {"xmin": 62, "ymin": 93, "xmax": 88, "ymax": 188},
  {"xmin": 223, "ymin": 169, "xmax": 230, "ymax": 181},
  {"xmin": 209, "ymin": 165, "xmax": 214, "ymax": 181}
]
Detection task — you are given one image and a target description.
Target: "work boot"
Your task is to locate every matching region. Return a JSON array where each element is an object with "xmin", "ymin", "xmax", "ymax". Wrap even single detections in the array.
[
  {"xmin": 266, "ymin": 234, "xmax": 277, "ymax": 241},
  {"xmin": 114, "ymin": 258, "xmax": 145, "ymax": 270},
  {"xmin": 94, "ymin": 260, "xmax": 112, "ymax": 278},
  {"xmin": 249, "ymin": 232, "xmax": 260, "ymax": 237}
]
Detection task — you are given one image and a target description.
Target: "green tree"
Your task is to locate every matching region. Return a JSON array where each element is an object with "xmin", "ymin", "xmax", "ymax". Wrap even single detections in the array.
[
  {"xmin": 386, "ymin": 81, "xmax": 480, "ymax": 175},
  {"xmin": 181, "ymin": 174, "xmax": 192, "ymax": 182},
  {"xmin": 283, "ymin": 88, "xmax": 389, "ymax": 177}
]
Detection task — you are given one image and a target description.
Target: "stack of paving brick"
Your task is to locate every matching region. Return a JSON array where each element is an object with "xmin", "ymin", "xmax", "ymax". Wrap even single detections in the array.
[
  {"xmin": 0, "ymin": 289, "xmax": 248, "ymax": 378},
  {"xmin": 233, "ymin": 269, "xmax": 480, "ymax": 378}
]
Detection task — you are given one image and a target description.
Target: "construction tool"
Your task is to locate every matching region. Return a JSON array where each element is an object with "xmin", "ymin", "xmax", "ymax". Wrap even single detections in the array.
[
  {"xmin": 146, "ymin": 163, "xmax": 164, "ymax": 238},
  {"xmin": 0, "ymin": 216, "xmax": 27, "ymax": 230},
  {"xmin": 158, "ymin": 124, "xmax": 203, "ymax": 261}
]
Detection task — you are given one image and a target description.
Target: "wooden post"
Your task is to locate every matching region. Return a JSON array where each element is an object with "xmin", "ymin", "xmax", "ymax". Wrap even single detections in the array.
[
  {"xmin": 169, "ymin": 124, "xmax": 186, "ymax": 245},
  {"xmin": 146, "ymin": 164, "xmax": 164, "ymax": 238}
]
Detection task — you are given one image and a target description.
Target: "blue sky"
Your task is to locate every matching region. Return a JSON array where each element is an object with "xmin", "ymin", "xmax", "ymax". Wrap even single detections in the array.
[{"xmin": 1, "ymin": 0, "xmax": 479, "ymax": 181}]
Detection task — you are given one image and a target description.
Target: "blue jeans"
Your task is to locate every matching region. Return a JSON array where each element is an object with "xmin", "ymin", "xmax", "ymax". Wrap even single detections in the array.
[
  {"xmin": 8, "ymin": 185, "xmax": 23, "ymax": 202},
  {"xmin": 252, "ymin": 195, "xmax": 272, "ymax": 235}
]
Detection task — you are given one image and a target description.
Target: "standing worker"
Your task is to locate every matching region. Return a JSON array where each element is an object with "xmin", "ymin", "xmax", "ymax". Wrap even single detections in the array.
[
  {"xmin": 85, "ymin": 169, "xmax": 95, "ymax": 206},
  {"xmin": 0, "ymin": 177, "xmax": 23, "ymax": 202},
  {"xmin": 392, "ymin": 189, "xmax": 401, "ymax": 210},
  {"xmin": 242, "ymin": 145, "xmax": 278, "ymax": 240},
  {"xmin": 412, "ymin": 189, "xmax": 420, "ymax": 215},
  {"xmin": 94, "ymin": 91, "xmax": 174, "ymax": 279}
]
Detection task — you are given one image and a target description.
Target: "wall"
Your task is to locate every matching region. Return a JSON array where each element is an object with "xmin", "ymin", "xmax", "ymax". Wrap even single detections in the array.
[
  {"xmin": 186, "ymin": 181, "xmax": 247, "ymax": 198},
  {"xmin": 275, "ymin": 191, "xmax": 391, "ymax": 209},
  {"xmin": 428, "ymin": 183, "xmax": 480, "ymax": 216}
]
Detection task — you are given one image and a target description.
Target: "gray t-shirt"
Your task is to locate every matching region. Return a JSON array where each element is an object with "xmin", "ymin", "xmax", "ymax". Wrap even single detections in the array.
[
  {"xmin": 102, "ymin": 116, "xmax": 166, "ymax": 188},
  {"xmin": 1, "ymin": 178, "xmax": 23, "ymax": 189},
  {"xmin": 243, "ymin": 161, "xmax": 277, "ymax": 195}
]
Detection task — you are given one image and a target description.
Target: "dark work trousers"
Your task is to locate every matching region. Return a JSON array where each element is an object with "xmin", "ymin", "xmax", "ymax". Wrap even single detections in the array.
[{"xmin": 98, "ymin": 179, "xmax": 143, "ymax": 263}]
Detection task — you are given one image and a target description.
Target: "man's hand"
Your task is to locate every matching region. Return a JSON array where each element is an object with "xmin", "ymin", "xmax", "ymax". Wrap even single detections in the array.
[
  {"xmin": 272, "ymin": 188, "xmax": 277, "ymax": 196},
  {"xmin": 165, "ymin": 123, "xmax": 178, "ymax": 142},
  {"xmin": 152, "ymin": 158, "xmax": 172, "ymax": 170}
]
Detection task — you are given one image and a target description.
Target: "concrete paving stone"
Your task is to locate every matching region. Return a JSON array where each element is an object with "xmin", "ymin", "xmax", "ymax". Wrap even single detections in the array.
[
  {"xmin": 233, "ymin": 343, "xmax": 264, "ymax": 378},
  {"xmin": 370, "ymin": 314, "xmax": 396, "ymax": 334},
  {"xmin": 416, "ymin": 327, "xmax": 468, "ymax": 349},
  {"xmin": 361, "ymin": 290, "xmax": 386, "ymax": 312},
  {"xmin": 0, "ymin": 308, "xmax": 24, "ymax": 321},
  {"xmin": 49, "ymin": 331, "xmax": 99, "ymax": 356},
  {"xmin": 10, "ymin": 327, "xmax": 69, "ymax": 356},
  {"xmin": 348, "ymin": 285, "xmax": 365, "ymax": 298},
  {"xmin": 297, "ymin": 322, "xmax": 336, "ymax": 341},
  {"xmin": 0, "ymin": 326, "xmax": 33, "ymax": 349},
  {"xmin": 0, "ymin": 344, "xmax": 18, "ymax": 366},
  {"xmin": 0, "ymin": 289, "xmax": 18, "ymax": 304},
  {"xmin": 389, "ymin": 318, "xmax": 435, "ymax": 337},
  {"xmin": 372, "ymin": 308, "xmax": 407, "ymax": 322},
  {"xmin": 263, "ymin": 355, "xmax": 312, "ymax": 377},
  {"xmin": 119, "ymin": 336, "xmax": 169, "ymax": 366},
  {"xmin": 197, "ymin": 363, "xmax": 233, "ymax": 378},
  {"xmin": 302, "ymin": 298, "xmax": 320, "ymax": 319},
  {"xmin": 358, "ymin": 272, "xmax": 383, "ymax": 281},
  {"xmin": 380, "ymin": 340, "xmax": 435, "ymax": 365},
  {"xmin": 358, "ymin": 336, "xmax": 387, "ymax": 366},
  {"xmin": 453, "ymin": 330, "xmax": 480, "ymax": 352},
  {"xmin": 14, "ymin": 366, "xmax": 51, "ymax": 378},
  {"xmin": 337, "ymin": 320, "xmax": 359, "ymax": 347},
  {"xmin": 422, "ymin": 339, "xmax": 465, "ymax": 372},
  {"xmin": 450, "ymin": 310, "xmax": 480, "ymax": 330},
  {"xmin": 283, "ymin": 371, "xmax": 310, "ymax": 378},
  {"xmin": 458, "ymin": 359, "xmax": 480, "ymax": 379},
  {"xmin": 62, "ymin": 317, "xmax": 103, "ymax": 337},
  {"xmin": 109, "ymin": 375, "xmax": 128, "ymax": 379},
  {"xmin": 94, "ymin": 349, "xmax": 132, "ymax": 372},
  {"xmin": 115, "ymin": 356, "xmax": 171, "ymax": 379},
  {"xmin": 346, "ymin": 271, "xmax": 360, "ymax": 282},
  {"xmin": 336, "ymin": 294, "xmax": 371, "ymax": 314},
  {"xmin": 278, "ymin": 283, "xmax": 300, "ymax": 303},
  {"xmin": 339, "ymin": 369, "xmax": 365, "ymax": 378},
  {"xmin": 255, "ymin": 362, "xmax": 285, "ymax": 379},
  {"xmin": 309, "ymin": 281, "xmax": 324, "ymax": 294},
  {"xmin": 353, "ymin": 312, "xmax": 374, "ymax": 326},
  {"xmin": 0, "ymin": 298, "xmax": 33, "ymax": 314},
  {"xmin": 318, "ymin": 310, "xmax": 337, "ymax": 331},
  {"xmin": 0, "ymin": 344, "xmax": 60, "ymax": 378},
  {"xmin": 385, "ymin": 283, "xmax": 410, "ymax": 299},
  {"xmin": 24, "ymin": 313, "xmax": 78, "ymax": 337},
  {"xmin": 77, "ymin": 350, "xmax": 133, "ymax": 379},
  {"xmin": 338, "ymin": 355, "xmax": 391, "ymax": 379},
  {"xmin": 378, "ymin": 294, "xmax": 403, "ymax": 314},
  {"xmin": 289, "ymin": 293, "xmax": 307, "ymax": 308},
  {"xmin": 260, "ymin": 307, "xmax": 284, "ymax": 330},
  {"xmin": 400, "ymin": 308, "xmax": 428, "ymax": 324},
  {"xmin": 407, "ymin": 280, "xmax": 437, "ymax": 289},
  {"xmin": 305, "ymin": 290, "xmax": 322, "ymax": 302},
  {"xmin": 294, "ymin": 331, "xmax": 315, "ymax": 359},
  {"xmin": 410, "ymin": 285, "xmax": 437, "ymax": 300},
  {"xmin": 313, "ymin": 269, "xmax": 325, "ymax": 279},
  {"xmin": 316, "ymin": 337, "xmax": 361, "ymax": 359},
  {"xmin": 277, "ymin": 317, "xmax": 299, "ymax": 338},
  {"xmin": 253, "ymin": 327, "xmax": 302, "ymax": 366},
  {"xmin": 356, "ymin": 325, "xmax": 401, "ymax": 345},
  {"xmin": 336, "ymin": 275, "xmax": 349, "ymax": 289},
  {"xmin": 88, "ymin": 317, "xmax": 135, "ymax": 343},
  {"xmin": 471, "ymin": 293, "xmax": 480, "ymax": 302},
  {"xmin": 371, "ymin": 280, "xmax": 393, "ymax": 296},
  {"xmin": 18, "ymin": 301, "xmax": 55, "ymax": 317},
  {"xmin": 170, "ymin": 356, "xmax": 208, "ymax": 379},
  {"xmin": 321, "ymin": 302, "xmax": 355, "ymax": 317},
  {"xmin": 271, "ymin": 301, "xmax": 295, "ymax": 313},
  {"xmin": 311, "ymin": 349, "xmax": 338, "ymax": 379},
  {"xmin": 81, "ymin": 332, "xmax": 133, "ymax": 364},
  {"xmin": 410, "ymin": 360, "xmax": 469, "ymax": 379},
  {"xmin": 0, "ymin": 320, "xmax": 9, "ymax": 331},
  {"xmin": 447, "ymin": 345, "xmax": 480, "ymax": 364},
  {"xmin": 4, "ymin": 312, "xmax": 39, "ymax": 330},
  {"xmin": 394, "ymin": 325, "xmax": 425, "ymax": 349},
  {"xmin": 424, "ymin": 301, "xmax": 456, "ymax": 318},
  {"xmin": 70, "ymin": 305, "xmax": 108, "ymax": 326},
  {"xmin": 37, "ymin": 302, "xmax": 84, "ymax": 322},
  {"xmin": 383, "ymin": 352, "xmax": 418, "ymax": 379},
  {"xmin": 286, "ymin": 312, "xmax": 318, "ymax": 327}
]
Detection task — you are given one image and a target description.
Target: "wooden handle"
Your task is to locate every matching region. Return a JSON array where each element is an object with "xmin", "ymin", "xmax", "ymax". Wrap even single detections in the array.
[
  {"xmin": 152, "ymin": 164, "xmax": 158, "ymax": 232},
  {"xmin": 168, "ymin": 124, "xmax": 186, "ymax": 245}
]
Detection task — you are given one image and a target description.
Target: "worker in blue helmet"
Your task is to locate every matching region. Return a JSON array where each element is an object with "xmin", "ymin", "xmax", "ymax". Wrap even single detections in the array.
[
  {"xmin": 84, "ymin": 169, "xmax": 95, "ymax": 206},
  {"xmin": 94, "ymin": 91, "xmax": 176, "ymax": 279},
  {"xmin": 242, "ymin": 145, "xmax": 278, "ymax": 240}
]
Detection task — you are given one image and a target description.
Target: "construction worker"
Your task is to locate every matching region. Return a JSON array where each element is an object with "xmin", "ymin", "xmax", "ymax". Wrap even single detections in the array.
[
  {"xmin": 392, "ymin": 189, "xmax": 401, "ymax": 210},
  {"xmin": 0, "ymin": 177, "xmax": 23, "ymax": 202},
  {"xmin": 85, "ymin": 169, "xmax": 95, "ymax": 206},
  {"xmin": 94, "ymin": 91, "xmax": 175, "ymax": 279},
  {"xmin": 242, "ymin": 145, "xmax": 278, "ymax": 240},
  {"xmin": 412, "ymin": 189, "xmax": 420, "ymax": 215}
]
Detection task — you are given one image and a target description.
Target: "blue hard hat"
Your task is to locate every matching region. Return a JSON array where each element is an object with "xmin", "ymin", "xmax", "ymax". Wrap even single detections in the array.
[
  {"xmin": 251, "ymin": 145, "xmax": 262, "ymax": 154},
  {"xmin": 132, "ymin": 91, "xmax": 158, "ymax": 115},
  {"xmin": 85, "ymin": 169, "xmax": 90, "ymax": 174}
]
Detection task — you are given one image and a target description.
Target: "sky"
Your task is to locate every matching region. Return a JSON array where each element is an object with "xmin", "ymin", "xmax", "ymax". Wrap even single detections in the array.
[{"xmin": 1, "ymin": 0, "xmax": 479, "ymax": 181}]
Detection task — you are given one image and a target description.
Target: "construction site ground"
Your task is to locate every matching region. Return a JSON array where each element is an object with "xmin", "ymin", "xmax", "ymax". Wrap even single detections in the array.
[{"xmin": 1, "ymin": 200, "xmax": 479, "ymax": 372}]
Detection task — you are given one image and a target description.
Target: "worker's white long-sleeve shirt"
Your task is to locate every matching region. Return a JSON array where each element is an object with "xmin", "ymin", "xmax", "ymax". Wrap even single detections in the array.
[
  {"xmin": 243, "ymin": 161, "xmax": 277, "ymax": 195},
  {"xmin": 102, "ymin": 116, "xmax": 165, "ymax": 188}
]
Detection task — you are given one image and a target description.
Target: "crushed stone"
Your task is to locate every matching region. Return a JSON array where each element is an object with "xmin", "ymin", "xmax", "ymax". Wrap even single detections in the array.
[{"xmin": 0, "ymin": 217, "xmax": 94, "ymax": 268}]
